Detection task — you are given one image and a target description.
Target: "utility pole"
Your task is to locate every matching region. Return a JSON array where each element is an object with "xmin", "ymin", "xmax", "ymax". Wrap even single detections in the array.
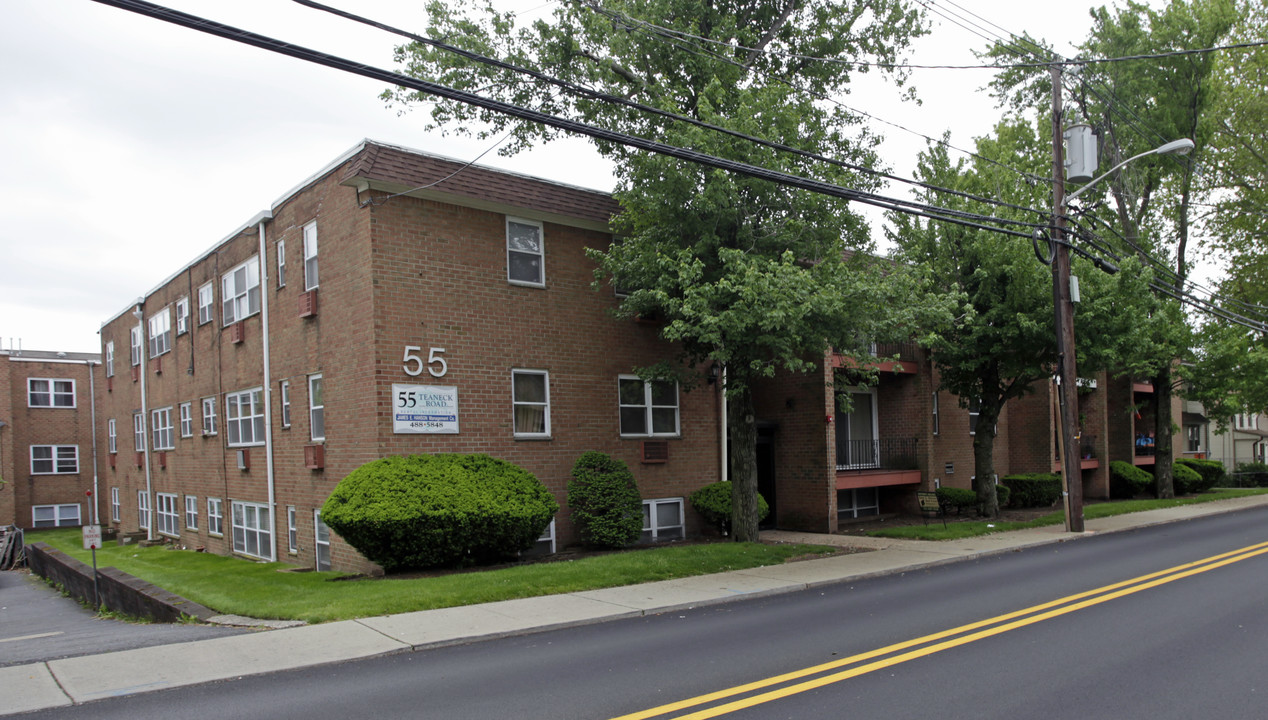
[{"xmin": 1050, "ymin": 66, "xmax": 1085, "ymax": 533}]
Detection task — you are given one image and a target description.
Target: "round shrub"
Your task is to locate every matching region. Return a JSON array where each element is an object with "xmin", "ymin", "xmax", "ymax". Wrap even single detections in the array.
[
  {"xmin": 994, "ymin": 483, "xmax": 1011, "ymax": 509},
  {"xmin": 1176, "ymin": 458, "xmax": 1225, "ymax": 491},
  {"xmin": 1000, "ymin": 473, "xmax": 1062, "ymax": 508},
  {"xmin": 567, "ymin": 451, "xmax": 643, "ymax": 548},
  {"xmin": 1170, "ymin": 462, "xmax": 1202, "ymax": 495},
  {"xmin": 320, "ymin": 453, "xmax": 558, "ymax": 572},
  {"xmin": 690, "ymin": 481, "xmax": 769, "ymax": 535},
  {"xmin": 935, "ymin": 486, "xmax": 977, "ymax": 513},
  {"xmin": 1110, "ymin": 461, "xmax": 1152, "ymax": 499}
]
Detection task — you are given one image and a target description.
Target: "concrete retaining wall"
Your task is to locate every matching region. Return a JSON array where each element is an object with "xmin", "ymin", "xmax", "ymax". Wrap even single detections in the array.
[{"xmin": 26, "ymin": 542, "xmax": 216, "ymax": 623}]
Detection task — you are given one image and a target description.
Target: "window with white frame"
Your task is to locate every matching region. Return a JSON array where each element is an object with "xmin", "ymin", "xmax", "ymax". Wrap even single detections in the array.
[
  {"xmin": 130, "ymin": 326, "xmax": 142, "ymax": 366},
  {"xmin": 506, "ymin": 217, "xmax": 544, "ymax": 286},
  {"xmin": 156, "ymin": 493, "xmax": 179, "ymax": 537},
  {"xmin": 226, "ymin": 388, "xmax": 265, "ymax": 447},
  {"xmin": 105, "ymin": 341, "xmax": 115, "ymax": 377},
  {"xmin": 31, "ymin": 445, "xmax": 78, "ymax": 474},
  {"xmin": 151, "ymin": 407, "xmax": 174, "ymax": 451},
  {"xmin": 1236, "ymin": 413, "xmax": 1255, "ymax": 430},
  {"xmin": 280, "ymin": 380, "xmax": 291, "ymax": 428},
  {"xmin": 232, "ymin": 501, "xmax": 272, "ymax": 559},
  {"xmin": 33, "ymin": 504, "xmax": 81, "ymax": 528},
  {"xmin": 277, "ymin": 238, "xmax": 287, "ymax": 288},
  {"xmin": 111, "ymin": 487, "xmax": 120, "ymax": 523},
  {"xmin": 641, "ymin": 498, "xmax": 685, "ymax": 542},
  {"xmin": 287, "ymin": 506, "xmax": 298, "ymax": 553},
  {"xmin": 179, "ymin": 402, "xmax": 193, "ymax": 437},
  {"xmin": 185, "ymin": 495, "xmax": 199, "ymax": 530},
  {"xmin": 309, "ymin": 375, "xmax": 325, "ymax": 441},
  {"xmin": 138, "ymin": 491, "xmax": 151, "ymax": 530},
  {"xmin": 175, "ymin": 297, "xmax": 190, "ymax": 335},
  {"xmin": 208, "ymin": 498, "xmax": 223, "ymax": 536},
  {"xmin": 303, "ymin": 221, "xmax": 319, "ymax": 291},
  {"xmin": 512, "ymin": 370, "xmax": 550, "ymax": 437},
  {"xmin": 222, "ymin": 256, "xmax": 261, "ymax": 325},
  {"xmin": 618, "ymin": 376, "xmax": 679, "ymax": 437},
  {"xmin": 314, "ymin": 510, "xmax": 331, "ymax": 571},
  {"xmin": 148, "ymin": 307, "xmax": 172, "ymax": 358},
  {"xmin": 108, "ymin": 418, "xmax": 117, "ymax": 454},
  {"xmin": 837, "ymin": 487, "xmax": 880, "ymax": 520},
  {"xmin": 28, "ymin": 378, "xmax": 75, "ymax": 408},
  {"xmin": 201, "ymin": 397, "xmax": 218, "ymax": 435},
  {"xmin": 134, "ymin": 412, "xmax": 146, "ymax": 451},
  {"xmin": 197, "ymin": 282, "xmax": 214, "ymax": 325}
]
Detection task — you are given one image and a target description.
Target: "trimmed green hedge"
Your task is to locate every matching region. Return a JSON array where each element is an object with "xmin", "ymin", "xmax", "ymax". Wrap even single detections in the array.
[
  {"xmin": 320, "ymin": 454, "xmax": 558, "ymax": 572},
  {"xmin": 567, "ymin": 452, "xmax": 643, "ymax": 549},
  {"xmin": 995, "ymin": 483, "xmax": 1011, "ymax": 508},
  {"xmin": 1169, "ymin": 462, "xmax": 1203, "ymax": 495},
  {"xmin": 1176, "ymin": 457, "xmax": 1225, "ymax": 491},
  {"xmin": 1110, "ymin": 461, "xmax": 1152, "ymax": 498},
  {"xmin": 1001, "ymin": 473, "xmax": 1061, "ymax": 508},
  {"xmin": 690, "ymin": 481, "xmax": 769, "ymax": 535},
  {"xmin": 1234, "ymin": 462, "xmax": 1268, "ymax": 488},
  {"xmin": 935, "ymin": 487, "xmax": 977, "ymax": 513}
]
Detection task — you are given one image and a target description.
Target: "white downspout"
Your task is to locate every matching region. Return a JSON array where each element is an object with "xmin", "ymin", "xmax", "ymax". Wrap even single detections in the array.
[
  {"xmin": 85, "ymin": 360, "xmax": 99, "ymax": 525},
  {"xmin": 255, "ymin": 215, "xmax": 278, "ymax": 563},
  {"xmin": 132, "ymin": 303, "xmax": 152, "ymax": 541},
  {"xmin": 720, "ymin": 365, "xmax": 728, "ymax": 484}
]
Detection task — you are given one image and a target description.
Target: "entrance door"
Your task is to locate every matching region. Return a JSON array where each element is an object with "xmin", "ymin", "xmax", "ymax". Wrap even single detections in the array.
[
  {"xmin": 756, "ymin": 427, "xmax": 777, "ymax": 529},
  {"xmin": 836, "ymin": 389, "xmax": 878, "ymax": 469}
]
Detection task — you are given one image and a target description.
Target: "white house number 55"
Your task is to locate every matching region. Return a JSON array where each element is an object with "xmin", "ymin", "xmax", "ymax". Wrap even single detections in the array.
[{"xmin": 403, "ymin": 346, "xmax": 447, "ymax": 378}]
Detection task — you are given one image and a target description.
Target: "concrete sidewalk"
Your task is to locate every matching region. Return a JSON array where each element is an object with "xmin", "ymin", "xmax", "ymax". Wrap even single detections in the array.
[{"xmin": 5, "ymin": 494, "xmax": 1267, "ymax": 716}]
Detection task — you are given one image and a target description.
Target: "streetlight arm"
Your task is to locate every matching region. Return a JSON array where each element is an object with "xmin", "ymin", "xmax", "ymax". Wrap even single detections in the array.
[{"xmin": 1063, "ymin": 138, "xmax": 1194, "ymax": 208}]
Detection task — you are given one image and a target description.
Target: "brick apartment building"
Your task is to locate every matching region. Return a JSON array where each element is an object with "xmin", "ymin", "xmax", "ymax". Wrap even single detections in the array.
[
  {"xmin": 92, "ymin": 139, "xmax": 1184, "ymax": 572},
  {"xmin": 0, "ymin": 348, "xmax": 102, "ymax": 530}
]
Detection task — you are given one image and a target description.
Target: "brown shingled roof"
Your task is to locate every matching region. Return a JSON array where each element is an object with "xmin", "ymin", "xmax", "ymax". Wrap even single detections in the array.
[{"xmin": 343, "ymin": 141, "xmax": 621, "ymax": 226}]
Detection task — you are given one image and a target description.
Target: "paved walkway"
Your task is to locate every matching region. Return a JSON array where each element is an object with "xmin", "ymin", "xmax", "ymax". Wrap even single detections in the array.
[{"xmin": 4, "ymin": 494, "xmax": 1267, "ymax": 716}]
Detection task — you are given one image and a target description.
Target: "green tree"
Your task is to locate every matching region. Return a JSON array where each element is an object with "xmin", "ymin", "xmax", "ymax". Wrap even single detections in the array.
[
  {"xmin": 985, "ymin": 0, "xmax": 1238, "ymax": 498},
  {"xmin": 387, "ymin": 0, "xmax": 944, "ymax": 540},
  {"xmin": 890, "ymin": 122, "xmax": 1152, "ymax": 517}
]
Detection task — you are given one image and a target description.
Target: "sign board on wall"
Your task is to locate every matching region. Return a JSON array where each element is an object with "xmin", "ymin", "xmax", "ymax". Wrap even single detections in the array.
[{"xmin": 392, "ymin": 383, "xmax": 459, "ymax": 434}]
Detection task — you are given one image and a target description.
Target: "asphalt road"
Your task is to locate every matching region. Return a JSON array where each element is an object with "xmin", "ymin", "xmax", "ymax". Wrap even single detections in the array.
[
  {"xmin": 15, "ymin": 507, "xmax": 1268, "ymax": 719},
  {"xmin": 0, "ymin": 569, "xmax": 250, "ymax": 668}
]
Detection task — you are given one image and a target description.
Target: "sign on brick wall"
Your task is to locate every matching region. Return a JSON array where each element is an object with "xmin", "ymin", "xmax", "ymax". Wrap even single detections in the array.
[{"xmin": 392, "ymin": 383, "xmax": 459, "ymax": 434}]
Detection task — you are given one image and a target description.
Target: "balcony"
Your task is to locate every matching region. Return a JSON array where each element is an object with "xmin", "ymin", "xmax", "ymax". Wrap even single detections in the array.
[
  {"xmin": 831, "ymin": 341, "xmax": 921, "ymax": 376},
  {"xmin": 835, "ymin": 437, "xmax": 921, "ymax": 490},
  {"xmin": 1055, "ymin": 434, "xmax": 1100, "ymax": 470}
]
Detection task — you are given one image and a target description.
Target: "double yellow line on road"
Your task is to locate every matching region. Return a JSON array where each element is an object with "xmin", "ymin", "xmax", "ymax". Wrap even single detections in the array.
[{"xmin": 611, "ymin": 540, "xmax": 1268, "ymax": 720}]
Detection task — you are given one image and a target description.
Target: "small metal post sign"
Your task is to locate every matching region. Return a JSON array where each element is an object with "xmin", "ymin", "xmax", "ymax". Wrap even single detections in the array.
[
  {"xmin": 392, "ymin": 383, "xmax": 460, "ymax": 434},
  {"xmin": 82, "ymin": 524, "xmax": 102, "ymax": 610}
]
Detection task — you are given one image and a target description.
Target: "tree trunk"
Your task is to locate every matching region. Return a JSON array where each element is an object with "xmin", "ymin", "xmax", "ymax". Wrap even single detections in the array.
[
  {"xmin": 1153, "ymin": 367, "xmax": 1175, "ymax": 499},
  {"xmin": 729, "ymin": 386, "xmax": 761, "ymax": 542},
  {"xmin": 973, "ymin": 410, "xmax": 1000, "ymax": 518}
]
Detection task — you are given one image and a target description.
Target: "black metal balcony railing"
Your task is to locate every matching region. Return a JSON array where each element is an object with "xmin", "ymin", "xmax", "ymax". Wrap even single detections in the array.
[
  {"xmin": 836, "ymin": 437, "xmax": 919, "ymax": 471},
  {"xmin": 1055, "ymin": 435, "xmax": 1098, "ymax": 461},
  {"xmin": 871, "ymin": 341, "xmax": 920, "ymax": 361}
]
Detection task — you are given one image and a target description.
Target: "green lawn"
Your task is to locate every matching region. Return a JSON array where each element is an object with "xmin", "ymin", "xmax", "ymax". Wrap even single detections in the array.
[
  {"xmin": 866, "ymin": 488, "xmax": 1268, "ymax": 541},
  {"xmin": 29, "ymin": 531, "xmax": 834, "ymax": 624}
]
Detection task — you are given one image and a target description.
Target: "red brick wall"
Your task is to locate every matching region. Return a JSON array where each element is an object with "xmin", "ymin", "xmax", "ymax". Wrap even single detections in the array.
[{"xmin": 2, "ymin": 354, "xmax": 100, "ymax": 528}]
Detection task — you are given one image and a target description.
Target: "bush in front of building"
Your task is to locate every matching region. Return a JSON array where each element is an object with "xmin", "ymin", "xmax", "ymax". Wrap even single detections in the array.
[
  {"xmin": 1168, "ymin": 462, "xmax": 1204, "ymax": 495},
  {"xmin": 1233, "ymin": 462, "xmax": 1268, "ymax": 488},
  {"xmin": 934, "ymin": 487, "xmax": 977, "ymax": 514},
  {"xmin": 1000, "ymin": 474, "xmax": 1062, "ymax": 508},
  {"xmin": 1175, "ymin": 458, "xmax": 1225, "ymax": 491},
  {"xmin": 994, "ymin": 483, "xmax": 1011, "ymax": 509},
  {"xmin": 567, "ymin": 451, "xmax": 643, "ymax": 549},
  {"xmin": 320, "ymin": 454, "xmax": 558, "ymax": 572},
  {"xmin": 690, "ymin": 481, "xmax": 769, "ymax": 535},
  {"xmin": 1110, "ymin": 461, "xmax": 1153, "ymax": 499}
]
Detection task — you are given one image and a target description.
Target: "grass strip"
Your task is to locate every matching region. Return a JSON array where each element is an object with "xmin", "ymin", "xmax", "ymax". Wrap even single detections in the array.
[
  {"xmin": 28, "ymin": 530, "xmax": 834, "ymax": 624},
  {"xmin": 866, "ymin": 488, "xmax": 1268, "ymax": 541}
]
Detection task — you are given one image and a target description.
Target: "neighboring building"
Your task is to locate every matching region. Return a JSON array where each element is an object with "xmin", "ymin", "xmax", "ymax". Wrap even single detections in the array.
[
  {"xmin": 0, "ymin": 347, "xmax": 101, "ymax": 530},
  {"xmin": 1201, "ymin": 410, "xmax": 1268, "ymax": 471}
]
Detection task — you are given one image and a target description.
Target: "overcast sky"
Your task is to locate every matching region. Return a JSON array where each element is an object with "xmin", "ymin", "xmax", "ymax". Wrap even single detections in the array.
[{"xmin": 0, "ymin": 0, "xmax": 1154, "ymax": 354}]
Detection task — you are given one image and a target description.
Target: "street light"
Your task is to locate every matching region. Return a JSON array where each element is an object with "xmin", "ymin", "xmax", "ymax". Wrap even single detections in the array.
[
  {"xmin": 1065, "ymin": 138, "xmax": 1195, "ymax": 208},
  {"xmin": 1049, "ymin": 78, "xmax": 1195, "ymax": 533}
]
